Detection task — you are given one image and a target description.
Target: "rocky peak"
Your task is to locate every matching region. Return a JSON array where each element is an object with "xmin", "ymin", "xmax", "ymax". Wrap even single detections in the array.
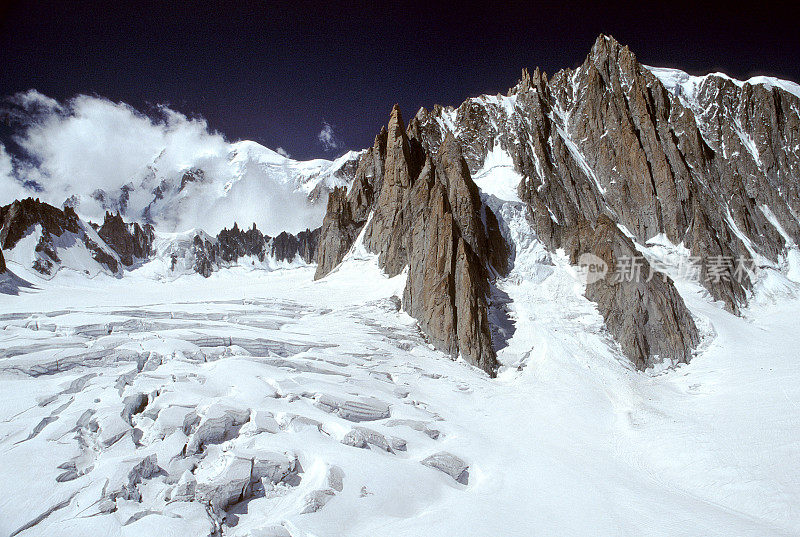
[
  {"xmin": 186, "ymin": 221, "xmax": 322, "ymax": 278},
  {"xmin": 387, "ymin": 104, "xmax": 406, "ymax": 140},
  {"xmin": 585, "ymin": 34, "xmax": 636, "ymax": 73},
  {"xmin": 97, "ymin": 211, "xmax": 155, "ymax": 266},
  {"xmin": 0, "ymin": 197, "xmax": 121, "ymax": 276},
  {"xmin": 313, "ymin": 35, "xmax": 800, "ymax": 370},
  {"xmin": 518, "ymin": 67, "xmax": 533, "ymax": 92},
  {"xmin": 511, "ymin": 67, "xmax": 548, "ymax": 96},
  {"xmin": 272, "ymin": 228, "xmax": 320, "ymax": 264},
  {"xmin": 584, "ymin": 214, "xmax": 700, "ymax": 368},
  {"xmin": 315, "ymin": 106, "xmax": 509, "ymax": 375},
  {"xmin": 384, "ymin": 104, "xmax": 415, "ymax": 188},
  {"xmin": 0, "ymin": 197, "xmax": 81, "ymax": 250},
  {"xmin": 217, "ymin": 222, "xmax": 266, "ymax": 262}
]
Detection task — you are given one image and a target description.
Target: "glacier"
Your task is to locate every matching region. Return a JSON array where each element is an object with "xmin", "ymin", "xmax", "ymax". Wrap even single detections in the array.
[{"xmin": 2, "ymin": 160, "xmax": 800, "ymax": 536}]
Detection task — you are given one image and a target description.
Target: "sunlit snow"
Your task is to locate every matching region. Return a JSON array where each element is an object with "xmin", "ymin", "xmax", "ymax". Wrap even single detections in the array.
[{"xmin": 2, "ymin": 155, "xmax": 800, "ymax": 537}]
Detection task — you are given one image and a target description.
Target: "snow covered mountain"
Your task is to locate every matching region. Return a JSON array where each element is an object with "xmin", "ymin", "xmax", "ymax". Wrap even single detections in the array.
[
  {"xmin": 0, "ymin": 198, "xmax": 127, "ymax": 279},
  {"xmin": 65, "ymin": 141, "xmax": 362, "ymax": 237},
  {"xmin": 0, "ymin": 198, "xmax": 322, "ymax": 284},
  {"xmin": 2, "ymin": 34, "xmax": 800, "ymax": 537},
  {"xmin": 315, "ymin": 34, "xmax": 800, "ymax": 373},
  {"xmin": 2, "ymin": 193, "xmax": 800, "ymax": 536}
]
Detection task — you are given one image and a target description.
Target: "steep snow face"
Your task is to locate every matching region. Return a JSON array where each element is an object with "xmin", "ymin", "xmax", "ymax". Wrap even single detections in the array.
[
  {"xmin": 471, "ymin": 140, "xmax": 522, "ymax": 203},
  {"xmin": 32, "ymin": 141, "xmax": 362, "ymax": 237},
  {"xmin": 139, "ymin": 143, "xmax": 361, "ymax": 236}
]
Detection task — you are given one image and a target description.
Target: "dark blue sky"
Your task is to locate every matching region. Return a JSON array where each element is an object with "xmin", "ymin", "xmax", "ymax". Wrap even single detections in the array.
[{"xmin": 1, "ymin": 0, "xmax": 798, "ymax": 160}]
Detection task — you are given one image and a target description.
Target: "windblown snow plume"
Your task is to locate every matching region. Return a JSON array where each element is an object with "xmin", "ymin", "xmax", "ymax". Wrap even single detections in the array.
[
  {"xmin": 0, "ymin": 91, "xmax": 360, "ymax": 235},
  {"xmin": 0, "ymin": 143, "xmax": 26, "ymax": 202}
]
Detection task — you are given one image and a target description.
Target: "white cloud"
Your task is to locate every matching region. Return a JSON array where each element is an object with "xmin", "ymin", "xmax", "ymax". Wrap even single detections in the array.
[
  {"xmin": 317, "ymin": 121, "xmax": 340, "ymax": 152},
  {"xmin": 10, "ymin": 92, "xmax": 228, "ymax": 202},
  {"xmin": 8, "ymin": 89, "xmax": 62, "ymax": 112},
  {"xmin": 1, "ymin": 90, "xmax": 229, "ymax": 212},
  {"xmin": 0, "ymin": 91, "xmax": 338, "ymax": 236},
  {"xmin": 275, "ymin": 146, "xmax": 291, "ymax": 158},
  {"xmin": 0, "ymin": 144, "xmax": 28, "ymax": 204}
]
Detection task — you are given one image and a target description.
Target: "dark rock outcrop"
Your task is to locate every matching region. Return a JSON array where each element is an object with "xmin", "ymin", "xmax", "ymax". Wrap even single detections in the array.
[
  {"xmin": 314, "ymin": 187, "xmax": 366, "ymax": 277},
  {"xmin": 192, "ymin": 234, "xmax": 217, "ymax": 278},
  {"xmin": 583, "ymin": 215, "xmax": 699, "ymax": 368},
  {"xmin": 217, "ymin": 223, "xmax": 267, "ymax": 262},
  {"xmin": 1, "ymin": 198, "xmax": 80, "ymax": 250},
  {"xmin": 97, "ymin": 212, "xmax": 155, "ymax": 266},
  {"xmin": 272, "ymin": 228, "xmax": 320, "ymax": 264},
  {"xmin": 0, "ymin": 198, "xmax": 122, "ymax": 275},
  {"xmin": 314, "ymin": 106, "xmax": 509, "ymax": 375},
  {"xmin": 421, "ymin": 35, "xmax": 798, "ymax": 368},
  {"xmin": 0, "ymin": 247, "xmax": 5, "ymax": 273},
  {"xmin": 185, "ymin": 223, "xmax": 322, "ymax": 278},
  {"xmin": 179, "ymin": 168, "xmax": 205, "ymax": 191}
]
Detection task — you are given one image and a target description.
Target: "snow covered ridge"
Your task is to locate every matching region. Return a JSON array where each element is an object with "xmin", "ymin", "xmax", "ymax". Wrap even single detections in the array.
[
  {"xmin": 0, "ymin": 197, "xmax": 322, "ymax": 285},
  {"xmin": 314, "ymin": 33, "xmax": 800, "ymax": 374},
  {"xmin": 646, "ymin": 65, "xmax": 800, "ymax": 102},
  {"xmin": 73, "ymin": 142, "xmax": 361, "ymax": 237}
]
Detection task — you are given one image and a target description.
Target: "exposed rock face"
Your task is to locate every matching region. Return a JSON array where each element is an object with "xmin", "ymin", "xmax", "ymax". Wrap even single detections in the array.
[
  {"xmin": 314, "ymin": 106, "xmax": 509, "ymax": 375},
  {"xmin": 217, "ymin": 223, "xmax": 267, "ymax": 262},
  {"xmin": 185, "ymin": 223, "xmax": 322, "ymax": 278},
  {"xmin": 0, "ymin": 247, "xmax": 5, "ymax": 273},
  {"xmin": 179, "ymin": 168, "xmax": 205, "ymax": 191},
  {"xmin": 315, "ymin": 130, "xmax": 388, "ymax": 278},
  {"xmin": 96, "ymin": 211, "xmax": 155, "ymax": 266},
  {"xmin": 192, "ymin": 234, "xmax": 218, "ymax": 278},
  {"xmin": 0, "ymin": 198, "xmax": 122, "ymax": 275},
  {"xmin": 428, "ymin": 35, "xmax": 798, "ymax": 312},
  {"xmin": 316, "ymin": 35, "xmax": 800, "ymax": 370},
  {"xmin": 272, "ymin": 228, "xmax": 320, "ymax": 264},
  {"xmin": 1, "ymin": 198, "xmax": 80, "ymax": 250},
  {"xmin": 583, "ymin": 215, "xmax": 699, "ymax": 368},
  {"xmin": 314, "ymin": 187, "xmax": 364, "ymax": 278}
]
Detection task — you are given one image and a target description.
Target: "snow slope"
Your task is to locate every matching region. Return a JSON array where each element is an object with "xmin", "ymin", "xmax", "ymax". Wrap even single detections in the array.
[
  {"xmin": 118, "ymin": 142, "xmax": 361, "ymax": 236},
  {"xmin": 2, "ymin": 163, "xmax": 800, "ymax": 536}
]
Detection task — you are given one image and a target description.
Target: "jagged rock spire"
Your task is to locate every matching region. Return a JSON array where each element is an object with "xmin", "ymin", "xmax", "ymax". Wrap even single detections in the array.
[
  {"xmin": 316, "ymin": 34, "xmax": 800, "ymax": 371},
  {"xmin": 315, "ymin": 105, "xmax": 508, "ymax": 375}
]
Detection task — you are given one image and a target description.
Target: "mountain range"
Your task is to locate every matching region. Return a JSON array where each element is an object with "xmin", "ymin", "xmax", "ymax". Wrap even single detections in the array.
[
  {"xmin": 2, "ymin": 34, "xmax": 800, "ymax": 536},
  {"xmin": 3, "ymin": 35, "xmax": 800, "ymax": 372}
]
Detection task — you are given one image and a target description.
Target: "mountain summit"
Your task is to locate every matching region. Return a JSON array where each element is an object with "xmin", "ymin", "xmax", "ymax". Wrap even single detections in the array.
[{"xmin": 315, "ymin": 34, "xmax": 800, "ymax": 371}]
